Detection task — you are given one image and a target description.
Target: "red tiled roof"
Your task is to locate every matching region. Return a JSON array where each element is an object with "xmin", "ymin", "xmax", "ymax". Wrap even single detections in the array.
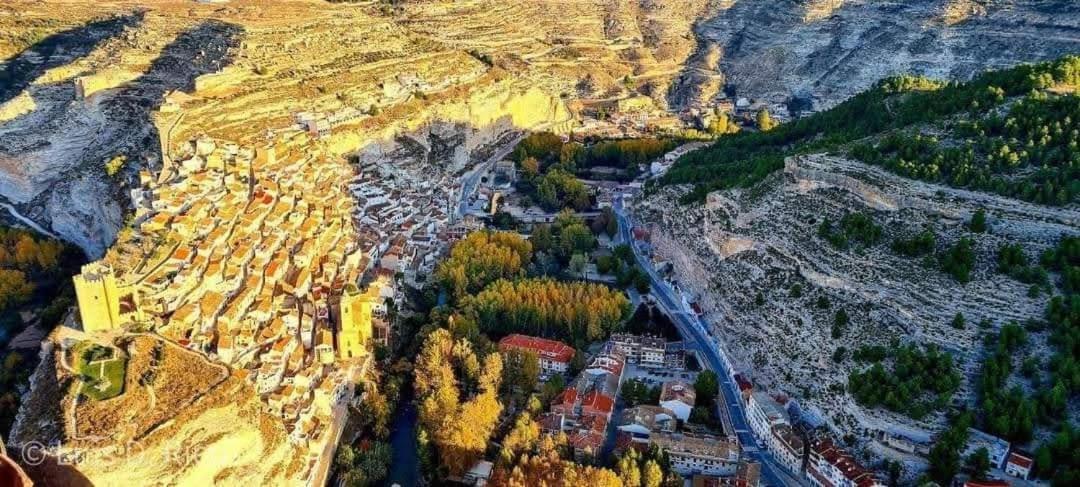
[
  {"xmin": 1007, "ymin": 452, "xmax": 1033, "ymax": 469},
  {"xmin": 578, "ymin": 414, "xmax": 608, "ymax": 433},
  {"xmin": 569, "ymin": 430, "xmax": 604, "ymax": 451},
  {"xmin": 499, "ymin": 334, "xmax": 575, "ymax": 363},
  {"xmin": 963, "ymin": 480, "xmax": 1010, "ymax": 487},
  {"xmin": 553, "ymin": 388, "xmax": 577, "ymax": 407},
  {"xmin": 581, "ymin": 390, "xmax": 614, "ymax": 415}
]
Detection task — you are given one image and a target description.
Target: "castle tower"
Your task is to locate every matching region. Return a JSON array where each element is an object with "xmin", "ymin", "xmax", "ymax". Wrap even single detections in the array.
[
  {"xmin": 73, "ymin": 262, "xmax": 141, "ymax": 333},
  {"xmin": 336, "ymin": 278, "xmax": 386, "ymax": 360}
]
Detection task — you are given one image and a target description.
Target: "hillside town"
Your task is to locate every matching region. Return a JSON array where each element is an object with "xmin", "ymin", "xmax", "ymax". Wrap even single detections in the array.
[
  {"xmin": 61, "ymin": 128, "xmax": 485, "ymax": 484},
  {"xmin": 28, "ymin": 112, "xmax": 1052, "ymax": 487}
]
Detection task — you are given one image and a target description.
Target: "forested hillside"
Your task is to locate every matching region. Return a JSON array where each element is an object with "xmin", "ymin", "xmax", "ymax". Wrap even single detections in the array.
[{"xmin": 663, "ymin": 56, "xmax": 1080, "ymax": 206}]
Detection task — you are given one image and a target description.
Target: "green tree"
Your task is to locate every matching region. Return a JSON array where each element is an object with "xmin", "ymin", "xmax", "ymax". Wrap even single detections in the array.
[
  {"xmin": 951, "ymin": 312, "xmax": 966, "ymax": 329},
  {"xmin": 569, "ymin": 253, "xmax": 588, "ymax": 277},
  {"xmin": 832, "ymin": 309, "xmax": 849, "ymax": 338},
  {"xmin": 969, "ymin": 208, "xmax": 988, "ymax": 233},
  {"xmin": 966, "ymin": 447, "xmax": 991, "ymax": 481},
  {"xmin": 694, "ymin": 370, "xmax": 719, "ymax": 407}
]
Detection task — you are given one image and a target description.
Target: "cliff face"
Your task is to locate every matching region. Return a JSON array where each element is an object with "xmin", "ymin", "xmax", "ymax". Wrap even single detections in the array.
[
  {"xmin": 669, "ymin": 0, "xmax": 1080, "ymax": 109},
  {"xmin": 3, "ymin": 0, "xmax": 1077, "ymax": 255},
  {"xmin": 0, "ymin": 13, "xmax": 240, "ymax": 257},
  {"xmin": 635, "ymin": 154, "xmax": 1078, "ymax": 441}
]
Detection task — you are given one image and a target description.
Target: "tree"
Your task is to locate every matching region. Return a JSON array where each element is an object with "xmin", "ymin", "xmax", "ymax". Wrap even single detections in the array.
[
  {"xmin": 500, "ymin": 413, "xmax": 540, "ymax": 464},
  {"xmin": 941, "ymin": 237, "xmax": 976, "ymax": 283},
  {"xmin": 633, "ymin": 271, "xmax": 651, "ymax": 294},
  {"xmin": 708, "ymin": 113, "xmax": 739, "ymax": 136},
  {"xmin": 436, "ymin": 231, "xmax": 532, "ymax": 301},
  {"xmin": 966, "ymin": 447, "xmax": 991, "ymax": 480},
  {"xmin": 521, "ymin": 156, "xmax": 540, "ymax": 179},
  {"xmin": 558, "ymin": 222, "xmax": 596, "ymax": 261},
  {"xmin": 569, "ymin": 253, "xmax": 588, "ymax": 277},
  {"xmin": 643, "ymin": 460, "xmax": 663, "ymax": 487},
  {"xmin": 0, "ymin": 269, "xmax": 34, "ymax": 312},
  {"xmin": 832, "ymin": 309, "xmax": 849, "ymax": 339},
  {"xmin": 951, "ymin": 312, "xmax": 966, "ymax": 329},
  {"xmin": 756, "ymin": 109, "xmax": 777, "ymax": 131},
  {"xmin": 617, "ymin": 449, "xmax": 643, "ymax": 487},
  {"xmin": 414, "ymin": 329, "xmax": 504, "ymax": 476},
  {"xmin": 460, "ymin": 278, "xmax": 630, "ymax": 342},
  {"xmin": 969, "ymin": 208, "xmax": 988, "ymax": 233},
  {"xmin": 694, "ymin": 370, "xmax": 719, "ymax": 407},
  {"xmin": 502, "ymin": 349, "xmax": 541, "ymax": 396},
  {"xmin": 927, "ymin": 412, "xmax": 972, "ymax": 485},
  {"xmin": 358, "ymin": 385, "xmax": 391, "ymax": 439},
  {"xmin": 104, "ymin": 154, "xmax": 127, "ymax": 177},
  {"xmin": 531, "ymin": 225, "xmax": 553, "ymax": 253}
]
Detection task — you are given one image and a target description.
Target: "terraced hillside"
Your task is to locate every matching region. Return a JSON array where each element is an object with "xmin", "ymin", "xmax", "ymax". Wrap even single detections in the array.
[{"xmin": 640, "ymin": 59, "xmax": 1080, "ymax": 475}]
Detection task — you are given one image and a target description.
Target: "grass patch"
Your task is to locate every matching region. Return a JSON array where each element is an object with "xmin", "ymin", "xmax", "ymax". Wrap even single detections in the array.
[{"xmin": 72, "ymin": 341, "xmax": 126, "ymax": 401}]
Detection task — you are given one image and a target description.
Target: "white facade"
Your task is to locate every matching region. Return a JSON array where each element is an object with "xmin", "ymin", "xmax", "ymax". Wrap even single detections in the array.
[
  {"xmin": 747, "ymin": 391, "xmax": 789, "ymax": 443},
  {"xmin": 660, "ymin": 398, "xmax": 692, "ymax": 422}
]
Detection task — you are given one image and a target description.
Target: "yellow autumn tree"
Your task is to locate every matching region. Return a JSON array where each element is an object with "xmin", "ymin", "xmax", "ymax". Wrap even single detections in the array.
[
  {"xmin": 436, "ymin": 231, "xmax": 532, "ymax": 301},
  {"xmin": 415, "ymin": 329, "xmax": 504, "ymax": 477}
]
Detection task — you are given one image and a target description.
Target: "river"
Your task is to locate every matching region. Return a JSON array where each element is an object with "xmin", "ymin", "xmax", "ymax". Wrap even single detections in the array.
[{"xmin": 385, "ymin": 390, "xmax": 420, "ymax": 487}]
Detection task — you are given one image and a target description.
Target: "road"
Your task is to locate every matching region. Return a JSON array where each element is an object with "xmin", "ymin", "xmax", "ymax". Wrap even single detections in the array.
[
  {"xmin": 454, "ymin": 132, "xmax": 529, "ymax": 219},
  {"xmin": 613, "ymin": 196, "xmax": 806, "ymax": 487}
]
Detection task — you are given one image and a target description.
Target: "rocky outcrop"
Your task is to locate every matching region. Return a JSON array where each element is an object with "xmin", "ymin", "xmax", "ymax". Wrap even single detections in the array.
[
  {"xmin": 0, "ymin": 16, "xmax": 240, "ymax": 257},
  {"xmin": 669, "ymin": 0, "xmax": 1080, "ymax": 109},
  {"xmin": 635, "ymin": 154, "xmax": 1078, "ymax": 442}
]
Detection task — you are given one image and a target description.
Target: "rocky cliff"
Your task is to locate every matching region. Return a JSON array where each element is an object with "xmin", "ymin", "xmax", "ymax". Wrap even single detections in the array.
[
  {"xmin": 3, "ymin": 0, "xmax": 1077, "ymax": 255},
  {"xmin": 669, "ymin": 0, "xmax": 1080, "ymax": 109},
  {"xmin": 635, "ymin": 153, "xmax": 1077, "ymax": 449}
]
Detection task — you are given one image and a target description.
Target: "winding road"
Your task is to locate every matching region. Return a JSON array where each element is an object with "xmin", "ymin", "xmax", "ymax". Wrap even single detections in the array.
[{"xmin": 614, "ymin": 196, "xmax": 806, "ymax": 487}]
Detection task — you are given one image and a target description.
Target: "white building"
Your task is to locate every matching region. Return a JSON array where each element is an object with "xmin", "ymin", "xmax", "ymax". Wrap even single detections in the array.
[
  {"xmin": 651, "ymin": 432, "xmax": 740, "ymax": 477},
  {"xmin": 747, "ymin": 391, "xmax": 789, "ymax": 443},
  {"xmin": 498, "ymin": 334, "xmax": 575, "ymax": 379},
  {"xmin": 610, "ymin": 333, "xmax": 666, "ymax": 368},
  {"xmin": 659, "ymin": 380, "xmax": 696, "ymax": 422},
  {"xmin": 962, "ymin": 428, "xmax": 1010, "ymax": 470},
  {"xmin": 1004, "ymin": 451, "xmax": 1033, "ymax": 480},
  {"xmin": 769, "ymin": 423, "xmax": 805, "ymax": 475}
]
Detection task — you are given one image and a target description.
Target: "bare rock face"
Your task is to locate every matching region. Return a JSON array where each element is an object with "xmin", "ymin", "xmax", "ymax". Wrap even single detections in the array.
[
  {"xmin": 635, "ymin": 154, "xmax": 1077, "ymax": 441},
  {"xmin": 669, "ymin": 0, "xmax": 1080, "ymax": 109},
  {"xmin": 0, "ymin": 15, "xmax": 240, "ymax": 257}
]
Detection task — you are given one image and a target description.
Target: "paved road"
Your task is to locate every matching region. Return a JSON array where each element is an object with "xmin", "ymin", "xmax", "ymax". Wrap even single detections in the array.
[
  {"xmin": 614, "ymin": 197, "xmax": 805, "ymax": 487},
  {"xmin": 454, "ymin": 133, "xmax": 528, "ymax": 219}
]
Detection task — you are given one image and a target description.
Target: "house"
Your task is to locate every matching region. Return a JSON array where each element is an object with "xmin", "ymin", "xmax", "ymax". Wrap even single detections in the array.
[
  {"xmin": 618, "ymin": 405, "xmax": 677, "ymax": 441},
  {"xmin": 610, "ymin": 333, "xmax": 666, "ymax": 367},
  {"xmin": 498, "ymin": 334, "xmax": 575, "ymax": 379},
  {"xmin": 963, "ymin": 428, "xmax": 1011, "ymax": 470},
  {"xmin": 463, "ymin": 460, "xmax": 493, "ymax": 486},
  {"xmin": 769, "ymin": 424, "xmax": 805, "ymax": 475},
  {"xmin": 659, "ymin": 380, "xmax": 696, "ymax": 421},
  {"xmin": 569, "ymin": 429, "xmax": 606, "ymax": 461},
  {"xmin": 1004, "ymin": 451, "xmax": 1033, "ymax": 480},
  {"xmin": 747, "ymin": 391, "xmax": 789, "ymax": 444},
  {"xmin": 805, "ymin": 437, "xmax": 884, "ymax": 487},
  {"xmin": 652, "ymin": 431, "xmax": 740, "ymax": 477},
  {"xmin": 539, "ymin": 413, "xmax": 566, "ymax": 435},
  {"xmin": 962, "ymin": 480, "xmax": 1010, "ymax": 487},
  {"xmin": 580, "ymin": 389, "xmax": 616, "ymax": 421}
]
